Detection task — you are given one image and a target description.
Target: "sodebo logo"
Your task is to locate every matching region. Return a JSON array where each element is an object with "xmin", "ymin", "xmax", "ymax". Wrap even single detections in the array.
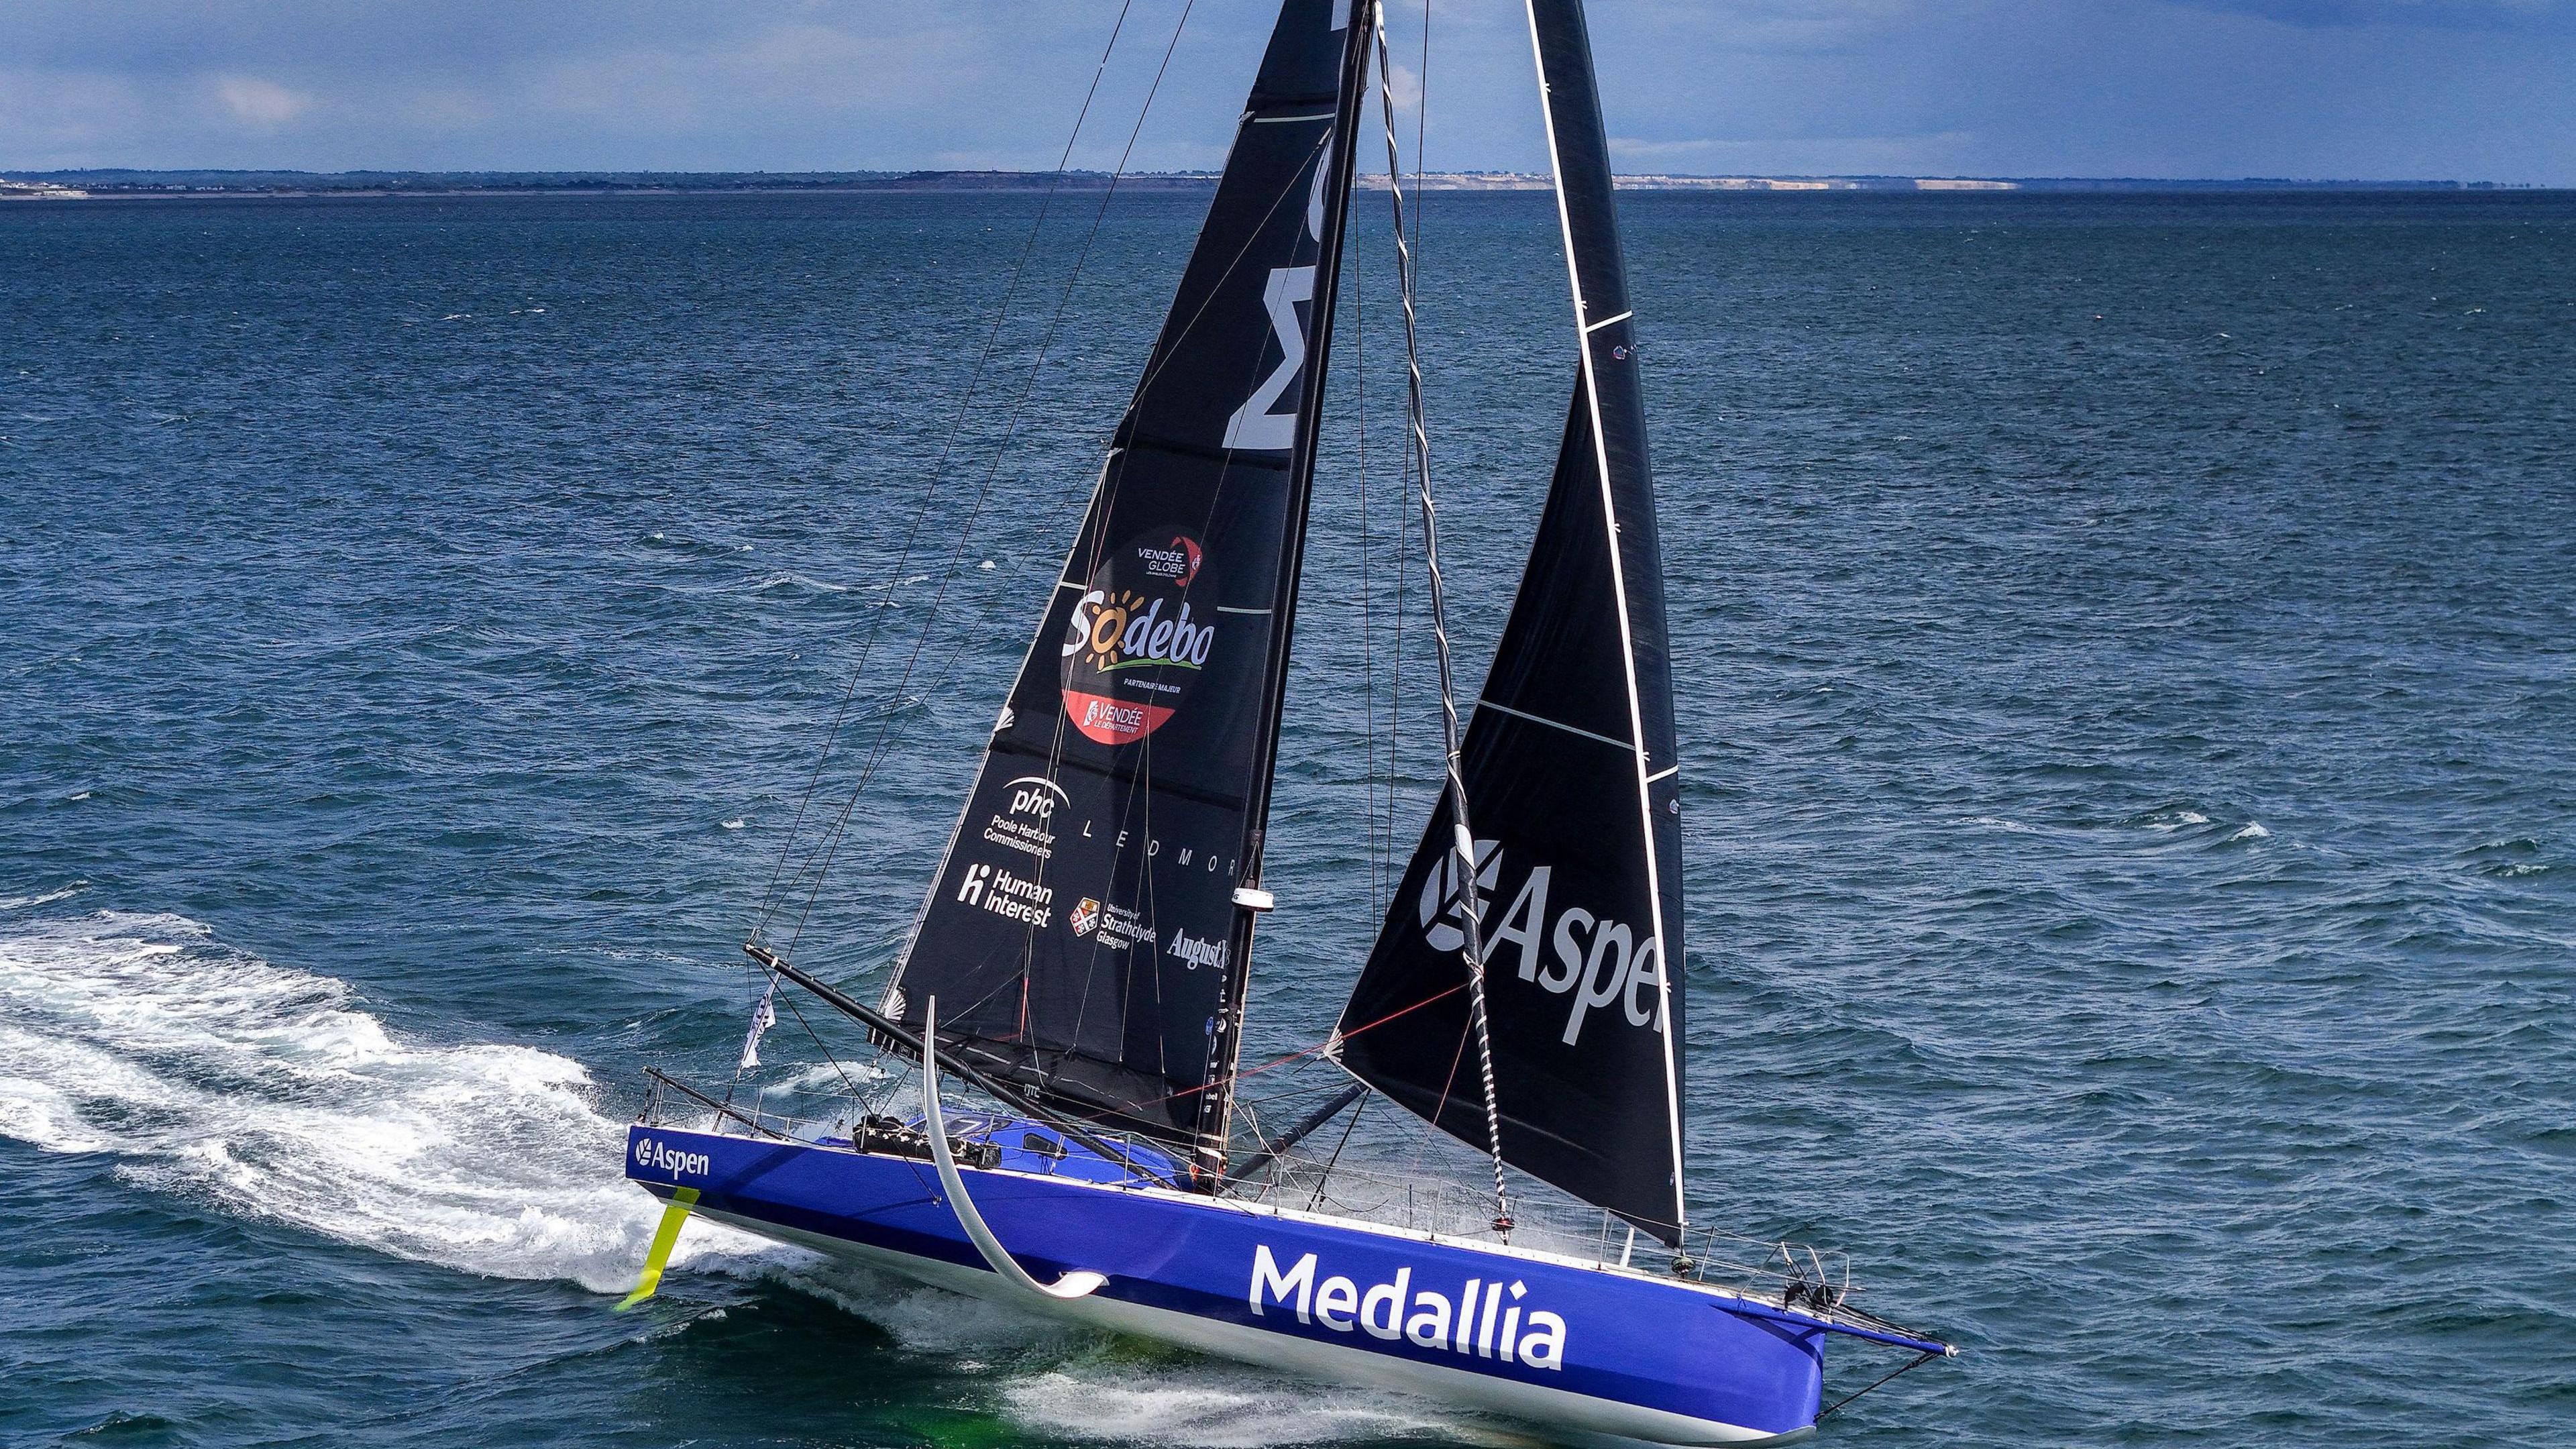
[{"xmin": 1248, "ymin": 1245, "xmax": 1567, "ymax": 1370}]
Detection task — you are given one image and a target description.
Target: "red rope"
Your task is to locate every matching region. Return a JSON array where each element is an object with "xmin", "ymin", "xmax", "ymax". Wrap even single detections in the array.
[{"xmin": 1104, "ymin": 981, "xmax": 1470, "ymax": 1116}]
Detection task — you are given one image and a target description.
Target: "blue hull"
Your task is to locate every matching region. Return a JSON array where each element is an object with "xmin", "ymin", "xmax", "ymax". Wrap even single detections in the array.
[{"xmin": 627, "ymin": 1124, "xmax": 1833, "ymax": 1444}]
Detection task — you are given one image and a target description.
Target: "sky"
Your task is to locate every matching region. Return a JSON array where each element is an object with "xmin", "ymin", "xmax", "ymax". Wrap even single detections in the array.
[{"xmin": 3, "ymin": 1, "xmax": 2571, "ymax": 184}]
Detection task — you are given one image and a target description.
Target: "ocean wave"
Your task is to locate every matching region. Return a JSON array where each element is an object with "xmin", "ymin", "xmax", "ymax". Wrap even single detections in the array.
[
  {"xmin": 753, "ymin": 572, "xmax": 852, "ymax": 594},
  {"xmin": 0, "ymin": 908, "xmax": 781, "ymax": 1295}
]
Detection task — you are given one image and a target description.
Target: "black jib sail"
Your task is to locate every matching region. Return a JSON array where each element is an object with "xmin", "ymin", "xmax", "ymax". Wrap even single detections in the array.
[
  {"xmin": 883, "ymin": 0, "xmax": 1370, "ymax": 1177},
  {"xmin": 1335, "ymin": 0, "xmax": 1688, "ymax": 1242}
]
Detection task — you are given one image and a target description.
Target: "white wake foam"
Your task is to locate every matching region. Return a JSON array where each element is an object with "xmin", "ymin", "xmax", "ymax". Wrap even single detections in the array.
[
  {"xmin": 0, "ymin": 908, "xmax": 775, "ymax": 1293},
  {"xmin": 0, "ymin": 907, "xmax": 1477, "ymax": 1445}
]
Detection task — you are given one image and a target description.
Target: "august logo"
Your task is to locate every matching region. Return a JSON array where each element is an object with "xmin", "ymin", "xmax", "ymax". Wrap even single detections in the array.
[
  {"xmin": 1247, "ymin": 1245, "xmax": 1566, "ymax": 1370},
  {"xmin": 1169, "ymin": 930, "xmax": 1229, "ymax": 972},
  {"xmin": 1419, "ymin": 841, "xmax": 1668, "ymax": 1046},
  {"xmin": 1061, "ymin": 531, "xmax": 1217, "ymax": 746}
]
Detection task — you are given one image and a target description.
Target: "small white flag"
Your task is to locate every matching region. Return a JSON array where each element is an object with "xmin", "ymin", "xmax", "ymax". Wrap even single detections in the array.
[{"xmin": 739, "ymin": 985, "xmax": 777, "ymax": 1071}]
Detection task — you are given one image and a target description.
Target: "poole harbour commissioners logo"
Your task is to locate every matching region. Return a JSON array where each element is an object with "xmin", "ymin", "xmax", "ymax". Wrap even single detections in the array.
[
  {"xmin": 1061, "ymin": 530, "xmax": 1216, "ymax": 745},
  {"xmin": 1249, "ymin": 1246, "xmax": 1567, "ymax": 1370}
]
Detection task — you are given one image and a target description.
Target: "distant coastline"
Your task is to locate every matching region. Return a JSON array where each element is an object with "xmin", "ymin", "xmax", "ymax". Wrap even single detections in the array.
[{"xmin": 1, "ymin": 168, "xmax": 2548, "ymax": 201}]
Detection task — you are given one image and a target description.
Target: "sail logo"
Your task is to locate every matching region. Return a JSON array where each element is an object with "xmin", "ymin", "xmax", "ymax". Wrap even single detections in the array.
[
  {"xmin": 1420, "ymin": 841, "xmax": 1668, "ymax": 1046},
  {"xmin": 983, "ymin": 775, "xmax": 1067, "ymax": 861},
  {"xmin": 1169, "ymin": 930, "xmax": 1229, "ymax": 973},
  {"xmin": 957, "ymin": 862, "xmax": 1055, "ymax": 929},
  {"xmin": 1222, "ymin": 133, "xmax": 1334, "ymax": 451},
  {"xmin": 1061, "ymin": 530, "xmax": 1218, "ymax": 745},
  {"xmin": 633, "ymin": 1138, "xmax": 710, "ymax": 1178},
  {"xmin": 1136, "ymin": 535, "xmax": 1203, "ymax": 584},
  {"xmin": 1069, "ymin": 896, "xmax": 1157, "ymax": 952},
  {"xmin": 1247, "ymin": 1245, "xmax": 1566, "ymax": 1371}
]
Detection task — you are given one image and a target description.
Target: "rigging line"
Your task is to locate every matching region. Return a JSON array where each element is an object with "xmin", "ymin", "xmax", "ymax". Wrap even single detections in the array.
[
  {"xmin": 1305, "ymin": 1087, "xmax": 1368, "ymax": 1212},
  {"xmin": 765, "ymin": 5, "xmax": 1217, "ymax": 957},
  {"xmin": 1373, "ymin": 3, "xmax": 1512, "ymax": 1238},
  {"xmin": 774, "ymin": 979, "xmax": 867, "ymax": 1102},
  {"xmin": 1817, "ymin": 1350, "xmax": 1941, "ymax": 1421},
  {"xmin": 781, "ymin": 0, "xmax": 1205, "ymax": 966},
  {"xmin": 747, "ymin": 0, "xmax": 1145, "ymax": 948},
  {"xmin": 1348, "ymin": 186, "xmax": 1387, "ymax": 920},
  {"xmin": 1104, "ymin": 976, "xmax": 1468, "ymax": 1118}
]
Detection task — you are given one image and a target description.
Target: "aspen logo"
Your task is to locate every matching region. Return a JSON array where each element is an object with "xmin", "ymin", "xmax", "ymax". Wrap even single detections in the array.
[
  {"xmin": 1248, "ymin": 1245, "xmax": 1566, "ymax": 1370},
  {"xmin": 633, "ymin": 1138, "xmax": 710, "ymax": 1178},
  {"xmin": 1061, "ymin": 530, "xmax": 1217, "ymax": 745},
  {"xmin": 1420, "ymin": 841, "xmax": 1668, "ymax": 1046}
]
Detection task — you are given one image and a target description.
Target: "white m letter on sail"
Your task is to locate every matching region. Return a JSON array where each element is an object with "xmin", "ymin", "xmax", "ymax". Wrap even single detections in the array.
[
  {"xmin": 1222, "ymin": 264, "xmax": 1314, "ymax": 451},
  {"xmin": 1222, "ymin": 138, "xmax": 1334, "ymax": 453}
]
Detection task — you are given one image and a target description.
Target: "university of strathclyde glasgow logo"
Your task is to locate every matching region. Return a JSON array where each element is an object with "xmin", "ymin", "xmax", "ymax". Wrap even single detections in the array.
[
  {"xmin": 1070, "ymin": 898, "xmax": 1102, "ymax": 937},
  {"xmin": 1060, "ymin": 529, "xmax": 1216, "ymax": 745}
]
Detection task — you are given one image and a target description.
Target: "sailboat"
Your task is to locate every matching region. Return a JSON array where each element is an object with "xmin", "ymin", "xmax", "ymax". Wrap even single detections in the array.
[{"xmin": 619, "ymin": 1, "xmax": 1953, "ymax": 1442}]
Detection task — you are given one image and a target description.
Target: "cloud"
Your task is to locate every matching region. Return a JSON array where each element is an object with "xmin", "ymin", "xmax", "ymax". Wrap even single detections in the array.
[
  {"xmin": 0, "ymin": 0, "xmax": 2568, "ymax": 182},
  {"xmin": 212, "ymin": 74, "xmax": 308, "ymax": 128},
  {"xmin": 2172, "ymin": 0, "xmax": 2576, "ymax": 32}
]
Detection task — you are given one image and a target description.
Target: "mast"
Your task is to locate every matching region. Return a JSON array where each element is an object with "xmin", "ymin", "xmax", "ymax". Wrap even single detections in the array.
[
  {"xmin": 1195, "ymin": 0, "xmax": 1377, "ymax": 1181},
  {"xmin": 1334, "ymin": 0, "xmax": 1688, "ymax": 1243}
]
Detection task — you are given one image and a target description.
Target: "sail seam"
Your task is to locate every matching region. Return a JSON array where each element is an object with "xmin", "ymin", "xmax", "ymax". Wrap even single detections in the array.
[
  {"xmin": 1473, "ymin": 697, "xmax": 1631, "ymax": 751},
  {"xmin": 1582, "ymin": 309, "xmax": 1632, "ymax": 331},
  {"xmin": 1253, "ymin": 110, "xmax": 1337, "ymax": 123},
  {"xmin": 1521, "ymin": 0, "xmax": 1688, "ymax": 1236},
  {"xmin": 1120, "ymin": 429, "xmax": 1296, "ymax": 470}
]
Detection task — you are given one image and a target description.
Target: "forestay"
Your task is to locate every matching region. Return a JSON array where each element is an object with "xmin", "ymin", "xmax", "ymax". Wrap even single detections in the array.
[
  {"xmin": 884, "ymin": 0, "xmax": 1371, "ymax": 1176},
  {"xmin": 1335, "ymin": 0, "xmax": 1688, "ymax": 1244}
]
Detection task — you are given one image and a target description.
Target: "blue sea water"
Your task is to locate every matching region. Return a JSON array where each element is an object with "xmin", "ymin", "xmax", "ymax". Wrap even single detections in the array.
[{"xmin": 3, "ymin": 187, "xmax": 2572, "ymax": 1448}]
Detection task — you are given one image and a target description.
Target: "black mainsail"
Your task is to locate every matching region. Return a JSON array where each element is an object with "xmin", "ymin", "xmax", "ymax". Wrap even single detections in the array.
[
  {"xmin": 884, "ymin": 0, "xmax": 1371, "ymax": 1178},
  {"xmin": 1335, "ymin": 0, "xmax": 1688, "ymax": 1243}
]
